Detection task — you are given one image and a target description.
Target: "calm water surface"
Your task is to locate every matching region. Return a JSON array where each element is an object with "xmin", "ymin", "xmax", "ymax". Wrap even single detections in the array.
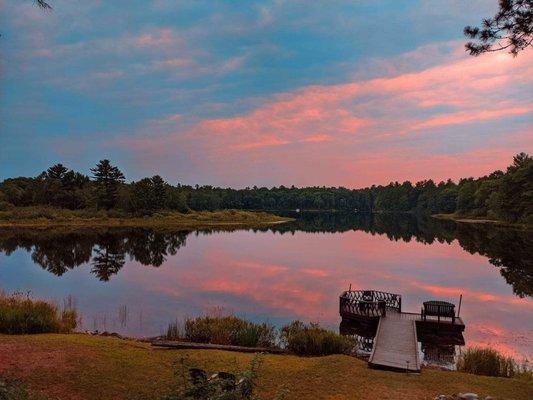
[{"xmin": 0, "ymin": 213, "xmax": 531, "ymax": 361}]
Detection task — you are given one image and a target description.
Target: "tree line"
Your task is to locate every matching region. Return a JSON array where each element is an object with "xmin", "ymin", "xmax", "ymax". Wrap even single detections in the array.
[{"xmin": 0, "ymin": 153, "xmax": 531, "ymax": 224}]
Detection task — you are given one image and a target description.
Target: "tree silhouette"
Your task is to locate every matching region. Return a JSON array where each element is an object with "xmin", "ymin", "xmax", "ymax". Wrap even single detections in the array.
[
  {"xmin": 35, "ymin": 0, "xmax": 52, "ymax": 10},
  {"xmin": 465, "ymin": 0, "xmax": 533, "ymax": 56},
  {"xmin": 91, "ymin": 235, "xmax": 126, "ymax": 281},
  {"xmin": 46, "ymin": 164, "xmax": 68, "ymax": 180},
  {"xmin": 91, "ymin": 160, "xmax": 125, "ymax": 210}
]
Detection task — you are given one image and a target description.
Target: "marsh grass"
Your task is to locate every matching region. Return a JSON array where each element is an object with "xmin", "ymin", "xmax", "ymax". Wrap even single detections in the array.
[
  {"xmin": 0, "ymin": 292, "xmax": 78, "ymax": 334},
  {"xmin": 0, "ymin": 206, "xmax": 291, "ymax": 228},
  {"xmin": 183, "ymin": 316, "xmax": 277, "ymax": 348},
  {"xmin": 170, "ymin": 316, "xmax": 354, "ymax": 356},
  {"xmin": 457, "ymin": 347, "xmax": 529, "ymax": 378},
  {"xmin": 166, "ymin": 321, "xmax": 183, "ymax": 340},
  {"xmin": 280, "ymin": 320, "xmax": 355, "ymax": 356}
]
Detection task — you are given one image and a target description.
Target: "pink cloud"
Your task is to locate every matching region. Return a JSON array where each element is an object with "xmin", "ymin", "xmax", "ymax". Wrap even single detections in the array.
[
  {"xmin": 119, "ymin": 44, "xmax": 533, "ymax": 187},
  {"xmin": 134, "ymin": 29, "xmax": 185, "ymax": 48},
  {"xmin": 413, "ymin": 106, "xmax": 533, "ymax": 130}
]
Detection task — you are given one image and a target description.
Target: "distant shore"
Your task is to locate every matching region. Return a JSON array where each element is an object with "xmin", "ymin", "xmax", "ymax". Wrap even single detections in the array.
[
  {"xmin": 431, "ymin": 213, "xmax": 530, "ymax": 229},
  {"xmin": 0, "ymin": 207, "xmax": 293, "ymax": 229}
]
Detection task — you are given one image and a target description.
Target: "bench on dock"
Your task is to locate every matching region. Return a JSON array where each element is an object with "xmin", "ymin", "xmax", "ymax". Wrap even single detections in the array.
[{"xmin": 421, "ymin": 300, "xmax": 456, "ymax": 324}]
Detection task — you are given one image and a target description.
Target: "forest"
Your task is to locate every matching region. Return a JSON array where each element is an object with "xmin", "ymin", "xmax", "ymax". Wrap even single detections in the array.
[{"xmin": 0, "ymin": 153, "xmax": 531, "ymax": 225}]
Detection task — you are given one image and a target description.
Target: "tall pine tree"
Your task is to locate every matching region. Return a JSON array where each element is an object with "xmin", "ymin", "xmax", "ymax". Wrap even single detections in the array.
[{"xmin": 90, "ymin": 160, "xmax": 125, "ymax": 210}]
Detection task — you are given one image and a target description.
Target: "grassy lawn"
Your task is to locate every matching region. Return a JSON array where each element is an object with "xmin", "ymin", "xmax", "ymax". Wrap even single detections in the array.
[
  {"xmin": 0, "ymin": 208, "xmax": 292, "ymax": 229},
  {"xmin": 0, "ymin": 334, "xmax": 531, "ymax": 400}
]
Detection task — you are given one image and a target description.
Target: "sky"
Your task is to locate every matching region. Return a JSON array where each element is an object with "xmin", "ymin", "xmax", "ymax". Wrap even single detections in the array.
[{"xmin": 1, "ymin": 0, "xmax": 532, "ymax": 188}]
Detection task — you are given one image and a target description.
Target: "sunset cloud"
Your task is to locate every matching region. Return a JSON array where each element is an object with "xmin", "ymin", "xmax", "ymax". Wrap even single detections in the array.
[
  {"xmin": 2, "ymin": 1, "xmax": 532, "ymax": 186},
  {"xmin": 119, "ymin": 46, "xmax": 532, "ymax": 187}
]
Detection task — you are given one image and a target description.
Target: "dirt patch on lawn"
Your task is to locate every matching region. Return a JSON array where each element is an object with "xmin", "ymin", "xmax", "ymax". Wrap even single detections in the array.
[{"xmin": 0, "ymin": 337, "xmax": 96, "ymax": 400}]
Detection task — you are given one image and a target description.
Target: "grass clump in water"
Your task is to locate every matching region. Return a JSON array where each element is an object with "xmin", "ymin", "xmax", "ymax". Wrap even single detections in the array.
[
  {"xmin": 457, "ymin": 347, "xmax": 526, "ymax": 378},
  {"xmin": 280, "ymin": 320, "xmax": 355, "ymax": 356},
  {"xmin": 0, "ymin": 292, "xmax": 78, "ymax": 335},
  {"xmin": 180, "ymin": 315, "xmax": 277, "ymax": 348}
]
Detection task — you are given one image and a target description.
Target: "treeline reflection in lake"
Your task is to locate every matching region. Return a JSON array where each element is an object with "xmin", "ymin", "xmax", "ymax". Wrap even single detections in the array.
[{"xmin": 0, "ymin": 213, "xmax": 531, "ymax": 297}]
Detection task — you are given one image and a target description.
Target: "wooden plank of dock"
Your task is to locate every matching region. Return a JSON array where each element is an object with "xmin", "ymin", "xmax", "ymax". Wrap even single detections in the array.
[{"xmin": 368, "ymin": 313, "xmax": 420, "ymax": 372}]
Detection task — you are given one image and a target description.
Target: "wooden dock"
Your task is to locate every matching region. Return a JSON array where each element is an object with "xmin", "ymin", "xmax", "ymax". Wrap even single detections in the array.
[
  {"xmin": 339, "ymin": 289, "xmax": 465, "ymax": 373},
  {"xmin": 368, "ymin": 310, "xmax": 420, "ymax": 372}
]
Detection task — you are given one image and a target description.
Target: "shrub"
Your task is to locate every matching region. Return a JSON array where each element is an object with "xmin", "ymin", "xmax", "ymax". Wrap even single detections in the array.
[
  {"xmin": 457, "ymin": 347, "xmax": 518, "ymax": 377},
  {"xmin": 60, "ymin": 309, "xmax": 78, "ymax": 333},
  {"xmin": 166, "ymin": 321, "xmax": 183, "ymax": 340},
  {"xmin": 0, "ymin": 376, "xmax": 32, "ymax": 400},
  {"xmin": 0, "ymin": 292, "xmax": 78, "ymax": 334},
  {"xmin": 280, "ymin": 320, "xmax": 354, "ymax": 356},
  {"xmin": 183, "ymin": 316, "xmax": 277, "ymax": 348},
  {"xmin": 162, "ymin": 356, "xmax": 286, "ymax": 400}
]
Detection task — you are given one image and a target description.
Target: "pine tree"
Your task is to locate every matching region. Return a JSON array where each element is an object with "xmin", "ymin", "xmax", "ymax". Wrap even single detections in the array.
[
  {"xmin": 90, "ymin": 160, "xmax": 125, "ymax": 210},
  {"xmin": 151, "ymin": 175, "xmax": 167, "ymax": 210},
  {"xmin": 46, "ymin": 163, "xmax": 69, "ymax": 180}
]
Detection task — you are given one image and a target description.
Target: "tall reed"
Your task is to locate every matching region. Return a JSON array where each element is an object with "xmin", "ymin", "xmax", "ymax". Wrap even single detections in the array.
[
  {"xmin": 167, "ymin": 315, "xmax": 277, "ymax": 348},
  {"xmin": 457, "ymin": 347, "xmax": 519, "ymax": 377},
  {"xmin": 0, "ymin": 291, "xmax": 78, "ymax": 334}
]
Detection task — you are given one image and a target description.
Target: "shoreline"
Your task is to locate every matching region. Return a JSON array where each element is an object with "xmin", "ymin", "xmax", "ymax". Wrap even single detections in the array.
[
  {"xmin": 0, "ymin": 209, "xmax": 294, "ymax": 229},
  {"xmin": 431, "ymin": 213, "xmax": 530, "ymax": 229}
]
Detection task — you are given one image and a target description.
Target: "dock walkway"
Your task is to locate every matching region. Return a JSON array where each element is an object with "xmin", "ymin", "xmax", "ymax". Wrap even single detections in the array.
[
  {"xmin": 368, "ymin": 309, "xmax": 420, "ymax": 372},
  {"xmin": 340, "ymin": 289, "xmax": 464, "ymax": 373}
]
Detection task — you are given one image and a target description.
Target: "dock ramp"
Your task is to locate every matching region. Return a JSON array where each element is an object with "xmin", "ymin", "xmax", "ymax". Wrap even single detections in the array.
[{"xmin": 369, "ymin": 312, "xmax": 420, "ymax": 372}]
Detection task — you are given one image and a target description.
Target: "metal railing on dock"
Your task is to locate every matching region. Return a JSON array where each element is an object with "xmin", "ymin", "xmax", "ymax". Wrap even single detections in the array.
[{"xmin": 340, "ymin": 290, "xmax": 401, "ymax": 318}]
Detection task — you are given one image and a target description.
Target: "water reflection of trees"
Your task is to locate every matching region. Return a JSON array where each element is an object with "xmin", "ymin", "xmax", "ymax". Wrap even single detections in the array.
[
  {"xmin": 274, "ymin": 213, "xmax": 532, "ymax": 298},
  {"xmin": 0, "ymin": 228, "xmax": 188, "ymax": 281},
  {"xmin": 0, "ymin": 214, "xmax": 530, "ymax": 295}
]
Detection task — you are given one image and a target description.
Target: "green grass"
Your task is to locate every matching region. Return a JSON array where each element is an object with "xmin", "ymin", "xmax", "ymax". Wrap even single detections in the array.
[
  {"xmin": 0, "ymin": 334, "xmax": 531, "ymax": 400},
  {"xmin": 0, "ymin": 293, "xmax": 77, "ymax": 335},
  {"xmin": 457, "ymin": 347, "xmax": 530, "ymax": 378},
  {"xmin": 0, "ymin": 207, "xmax": 293, "ymax": 228}
]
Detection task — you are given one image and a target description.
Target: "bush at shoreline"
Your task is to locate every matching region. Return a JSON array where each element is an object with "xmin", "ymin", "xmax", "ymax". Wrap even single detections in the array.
[
  {"xmin": 457, "ymin": 347, "xmax": 530, "ymax": 378},
  {"xmin": 165, "ymin": 316, "xmax": 355, "ymax": 357},
  {"xmin": 0, "ymin": 292, "xmax": 77, "ymax": 334},
  {"xmin": 181, "ymin": 316, "xmax": 277, "ymax": 348},
  {"xmin": 281, "ymin": 320, "xmax": 355, "ymax": 356}
]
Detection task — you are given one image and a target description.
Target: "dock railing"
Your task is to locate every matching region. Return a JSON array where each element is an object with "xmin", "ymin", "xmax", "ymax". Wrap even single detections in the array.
[{"xmin": 340, "ymin": 290, "xmax": 402, "ymax": 318}]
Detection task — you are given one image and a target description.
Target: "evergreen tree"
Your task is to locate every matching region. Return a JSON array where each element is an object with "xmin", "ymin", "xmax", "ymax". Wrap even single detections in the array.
[
  {"xmin": 465, "ymin": 0, "xmax": 533, "ymax": 56},
  {"xmin": 90, "ymin": 160, "xmax": 125, "ymax": 210},
  {"xmin": 46, "ymin": 164, "xmax": 68, "ymax": 180},
  {"xmin": 151, "ymin": 175, "xmax": 167, "ymax": 210}
]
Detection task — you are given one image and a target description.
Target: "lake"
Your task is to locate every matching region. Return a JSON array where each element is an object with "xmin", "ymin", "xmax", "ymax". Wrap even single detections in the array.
[{"xmin": 0, "ymin": 213, "xmax": 531, "ymax": 364}]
